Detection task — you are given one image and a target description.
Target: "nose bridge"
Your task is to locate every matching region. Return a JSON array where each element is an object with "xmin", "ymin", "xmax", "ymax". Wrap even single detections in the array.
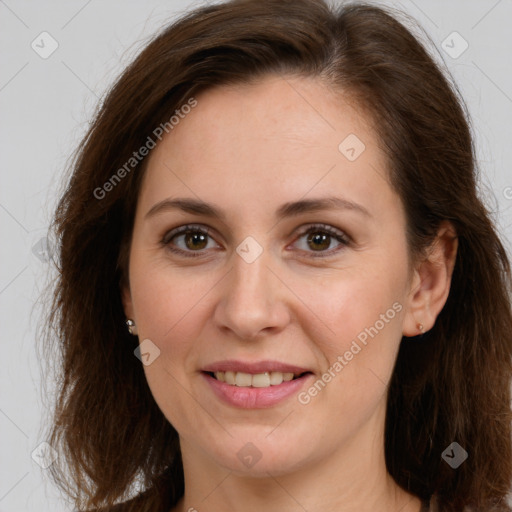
[
  {"xmin": 230, "ymin": 240, "xmax": 273, "ymax": 313},
  {"xmin": 213, "ymin": 237, "xmax": 289, "ymax": 339},
  {"xmin": 233, "ymin": 242, "xmax": 269, "ymax": 298}
]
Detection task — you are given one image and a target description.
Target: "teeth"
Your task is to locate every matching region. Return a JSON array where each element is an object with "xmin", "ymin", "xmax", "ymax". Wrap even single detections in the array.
[
  {"xmin": 269, "ymin": 372, "xmax": 283, "ymax": 385},
  {"xmin": 213, "ymin": 371, "xmax": 299, "ymax": 388},
  {"xmin": 251, "ymin": 372, "xmax": 270, "ymax": 387},
  {"xmin": 235, "ymin": 372, "xmax": 252, "ymax": 387}
]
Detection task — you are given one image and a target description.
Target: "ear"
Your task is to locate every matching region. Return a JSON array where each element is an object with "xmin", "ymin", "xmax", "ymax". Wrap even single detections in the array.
[{"xmin": 402, "ymin": 221, "xmax": 458, "ymax": 337}]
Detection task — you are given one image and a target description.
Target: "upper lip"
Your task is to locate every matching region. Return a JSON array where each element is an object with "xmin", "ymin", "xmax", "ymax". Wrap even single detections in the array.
[{"xmin": 202, "ymin": 360, "xmax": 311, "ymax": 374}]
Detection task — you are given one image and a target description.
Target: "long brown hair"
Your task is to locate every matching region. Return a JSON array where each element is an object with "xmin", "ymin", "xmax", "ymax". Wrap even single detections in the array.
[{"xmin": 43, "ymin": 0, "xmax": 512, "ymax": 510}]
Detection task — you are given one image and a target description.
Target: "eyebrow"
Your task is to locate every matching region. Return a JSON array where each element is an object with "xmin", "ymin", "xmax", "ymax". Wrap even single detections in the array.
[{"xmin": 145, "ymin": 195, "xmax": 371, "ymax": 221}]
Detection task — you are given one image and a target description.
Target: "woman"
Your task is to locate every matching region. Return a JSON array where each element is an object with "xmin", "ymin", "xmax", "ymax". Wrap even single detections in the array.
[{"xmin": 44, "ymin": 0, "xmax": 512, "ymax": 511}]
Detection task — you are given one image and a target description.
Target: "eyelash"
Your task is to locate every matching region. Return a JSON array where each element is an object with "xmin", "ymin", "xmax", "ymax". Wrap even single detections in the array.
[{"xmin": 161, "ymin": 223, "xmax": 350, "ymax": 259}]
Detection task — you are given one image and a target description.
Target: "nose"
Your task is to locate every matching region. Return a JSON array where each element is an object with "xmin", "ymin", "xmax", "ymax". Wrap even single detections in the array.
[{"xmin": 213, "ymin": 246, "xmax": 291, "ymax": 341}]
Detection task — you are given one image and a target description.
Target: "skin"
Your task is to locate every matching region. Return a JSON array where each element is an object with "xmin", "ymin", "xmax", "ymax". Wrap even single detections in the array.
[{"xmin": 122, "ymin": 74, "xmax": 457, "ymax": 512}]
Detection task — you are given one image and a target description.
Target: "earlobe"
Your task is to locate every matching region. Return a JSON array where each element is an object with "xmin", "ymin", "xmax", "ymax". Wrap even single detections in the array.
[
  {"xmin": 121, "ymin": 286, "xmax": 139, "ymax": 335},
  {"xmin": 402, "ymin": 221, "xmax": 458, "ymax": 337}
]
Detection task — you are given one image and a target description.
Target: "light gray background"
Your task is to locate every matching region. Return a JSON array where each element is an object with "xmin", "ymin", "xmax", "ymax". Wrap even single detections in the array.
[{"xmin": 1, "ymin": 1, "xmax": 511, "ymax": 510}]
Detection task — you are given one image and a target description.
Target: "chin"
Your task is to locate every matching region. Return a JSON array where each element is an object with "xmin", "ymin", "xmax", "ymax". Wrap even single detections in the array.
[{"xmin": 201, "ymin": 432, "xmax": 317, "ymax": 477}]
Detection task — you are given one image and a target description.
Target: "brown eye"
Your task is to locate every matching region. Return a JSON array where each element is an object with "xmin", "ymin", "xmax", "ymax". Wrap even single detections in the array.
[
  {"xmin": 162, "ymin": 224, "xmax": 219, "ymax": 257},
  {"xmin": 306, "ymin": 232, "xmax": 332, "ymax": 251},
  {"xmin": 182, "ymin": 231, "xmax": 208, "ymax": 250},
  {"xmin": 293, "ymin": 224, "xmax": 350, "ymax": 257}
]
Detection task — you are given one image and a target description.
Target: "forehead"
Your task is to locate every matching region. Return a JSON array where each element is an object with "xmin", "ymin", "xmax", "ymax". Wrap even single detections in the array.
[
  {"xmin": 159, "ymin": 75, "xmax": 379, "ymax": 167},
  {"xmin": 138, "ymin": 75, "xmax": 395, "ymax": 222}
]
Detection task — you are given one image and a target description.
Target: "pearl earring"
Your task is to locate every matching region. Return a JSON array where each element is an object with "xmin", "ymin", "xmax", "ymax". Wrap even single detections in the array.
[
  {"xmin": 417, "ymin": 323, "xmax": 424, "ymax": 333},
  {"xmin": 126, "ymin": 319, "xmax": 137, "ymax": 335}
]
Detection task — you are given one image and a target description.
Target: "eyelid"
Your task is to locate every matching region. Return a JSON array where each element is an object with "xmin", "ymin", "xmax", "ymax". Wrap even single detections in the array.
[
  {"xmin": 161, "ymin": 223, "xmax": 214, "ymax": 245},
  {"xmin": 293, "ymin": 223, "xmax": 350, "ymax": 243}
]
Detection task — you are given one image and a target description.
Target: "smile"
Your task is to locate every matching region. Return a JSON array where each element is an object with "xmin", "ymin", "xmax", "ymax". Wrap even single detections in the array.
[
  {"xmin": 201, "ymin": 362, "xmax": 314, "ymax": 408},
  {"xmin": 209, "ymin": 370, "xmax": 305, "ymax": 388}
]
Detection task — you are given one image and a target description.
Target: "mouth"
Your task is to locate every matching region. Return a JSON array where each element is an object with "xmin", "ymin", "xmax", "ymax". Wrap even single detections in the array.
[
  {"xmin": 200, "ymin": 361, "xmax": 314, "ymax": 408},
  {"xmin": 204, "ymin": 370, "xmax": 312, "ymax": 388}
]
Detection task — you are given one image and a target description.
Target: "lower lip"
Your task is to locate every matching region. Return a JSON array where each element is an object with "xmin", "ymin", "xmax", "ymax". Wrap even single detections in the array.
[{"xmin": 202, "ymin": 372, "xmax": 313, "ymax": 409}]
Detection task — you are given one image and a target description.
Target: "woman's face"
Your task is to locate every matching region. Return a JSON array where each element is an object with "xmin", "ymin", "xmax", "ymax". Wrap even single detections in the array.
[{"xmin": 123, "ymin": 75, "xmax": 418, "ymax": 476}]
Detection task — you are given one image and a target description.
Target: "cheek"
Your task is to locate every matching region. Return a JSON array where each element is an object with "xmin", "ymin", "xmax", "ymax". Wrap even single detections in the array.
[
  {"xmin": 291, "ymin": 262, "xmax": 408, "ymax": 421},
  {"xmin": 129, "ymin": 248, "xmax": 214, "ymax": 340},
  {"xmin": 128, "ymin": 254, "xmax": 214, "ymax": 426},
  {"xmin": 292, "ymin": 264, "xmax": 407, "ymax": 355},
  {"xmin": 293, "ymin": 273, "xmax": 406, "ymax": 423},
  {"xmin": 128, "ymin": 254, "xmax": 222, "ymax": 407}
]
